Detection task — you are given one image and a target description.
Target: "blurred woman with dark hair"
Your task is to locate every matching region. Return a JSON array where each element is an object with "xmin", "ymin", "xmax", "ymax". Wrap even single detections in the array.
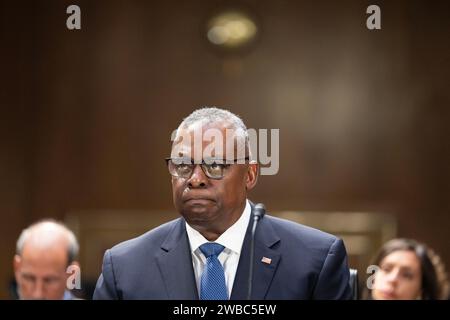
[{"xmin": 364, "ymin": 238, "xmax": 449, "ymax": 300}]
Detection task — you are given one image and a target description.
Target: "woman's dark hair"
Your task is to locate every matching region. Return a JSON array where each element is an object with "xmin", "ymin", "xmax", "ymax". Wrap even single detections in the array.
[{"xmin": 363, "ymin": 238, "xmax": 449, "ymax": 300}]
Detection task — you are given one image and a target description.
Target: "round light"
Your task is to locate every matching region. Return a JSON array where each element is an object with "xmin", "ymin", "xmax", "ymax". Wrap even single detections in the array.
[{"xmin": 206, "ymin": 11, "xmax": 257, "ymax": 48}]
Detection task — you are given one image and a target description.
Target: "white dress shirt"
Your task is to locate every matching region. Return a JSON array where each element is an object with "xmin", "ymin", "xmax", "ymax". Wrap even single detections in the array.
[{"xmin": 185, "ymin": 199, "xmax": 251, "ymax": 298}]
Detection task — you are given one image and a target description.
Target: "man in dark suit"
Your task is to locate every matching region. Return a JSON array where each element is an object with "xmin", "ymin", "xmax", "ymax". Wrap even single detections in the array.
[{"xmin": 94, "ymin": 107, "xmax": 352, "ymax": 300}]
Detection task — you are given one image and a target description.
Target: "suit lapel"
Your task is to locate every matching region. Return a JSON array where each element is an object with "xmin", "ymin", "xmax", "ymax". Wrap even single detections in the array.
[
  {"xmin": 155, "ymin": 219, "xmax": 199, "ymax": 299},
  {"xmin": 231, "ymin": 208, "xmax": 281, "ymax": 300}
]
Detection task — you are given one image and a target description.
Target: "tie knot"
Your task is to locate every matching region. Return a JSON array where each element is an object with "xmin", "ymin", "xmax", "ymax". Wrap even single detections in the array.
[{"xmin": 199, "ymin": 242, "xmax": 225, "ymax": 258}]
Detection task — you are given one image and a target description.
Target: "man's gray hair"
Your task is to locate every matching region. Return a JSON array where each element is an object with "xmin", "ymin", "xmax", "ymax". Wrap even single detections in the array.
[
  {"xmin": 178, "ymin": 107, "xmax": 251, "ymax": 155},
  {"xmin": 179, "ymin": 107, "xmax": 248, "ymax": 133},
  {"xmin": 16, "ymin": 219, "xmax": 79, "ymax": 265}
]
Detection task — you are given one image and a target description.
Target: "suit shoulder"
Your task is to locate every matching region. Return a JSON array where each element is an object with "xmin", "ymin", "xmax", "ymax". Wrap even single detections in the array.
[
  {"xmin": 108, "ymin": 218, "xmax": 181, "ymax": 258},
  {"xmin": 265, "ymin": 214, "xmax": 338, "ymax": 247}
]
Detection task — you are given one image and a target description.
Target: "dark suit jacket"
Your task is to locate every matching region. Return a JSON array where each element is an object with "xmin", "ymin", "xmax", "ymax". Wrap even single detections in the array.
[{"xmin": 93, "ymin": 206, "xmax": 352, "ymax": 300}]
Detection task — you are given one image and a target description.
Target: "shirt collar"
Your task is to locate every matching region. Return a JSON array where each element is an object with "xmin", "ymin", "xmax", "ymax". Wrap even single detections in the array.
[
  {"xmin": 185, "ymin": 199, "xmax": 251, "ymax": 255},
  {"xmin": 63, "ymin": 290, "xmax": 74, "ymax": 300}
]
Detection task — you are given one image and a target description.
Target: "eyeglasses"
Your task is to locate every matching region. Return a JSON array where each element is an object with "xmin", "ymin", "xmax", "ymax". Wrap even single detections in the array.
[{"xmin": 165, "ymin": 157, "xmax": 250, "ymax": 180}]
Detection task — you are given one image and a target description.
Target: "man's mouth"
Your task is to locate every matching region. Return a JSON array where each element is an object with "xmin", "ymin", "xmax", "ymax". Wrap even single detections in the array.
[{"xmin": 184, "ymin": 198, "xmax": 214, "ymax": 205}]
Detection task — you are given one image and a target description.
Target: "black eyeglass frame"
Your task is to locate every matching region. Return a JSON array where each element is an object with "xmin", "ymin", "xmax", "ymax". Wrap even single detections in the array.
[{"xmin": 165, "ymin": 157, "xmax": 250, "ymax": 180}]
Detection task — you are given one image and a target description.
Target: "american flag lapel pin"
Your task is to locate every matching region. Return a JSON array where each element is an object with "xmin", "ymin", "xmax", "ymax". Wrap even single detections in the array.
[{"xmin": 261, "ymin": 256, "xmax": 272, "ymax": 265}]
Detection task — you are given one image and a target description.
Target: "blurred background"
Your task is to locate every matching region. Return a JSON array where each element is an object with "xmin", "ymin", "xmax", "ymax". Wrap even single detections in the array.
[{"xmin": 1, "ymin": 0, "xmax": 449, "ymax": 299}]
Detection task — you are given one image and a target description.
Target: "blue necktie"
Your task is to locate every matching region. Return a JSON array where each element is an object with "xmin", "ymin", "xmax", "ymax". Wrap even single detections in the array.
[{"xmin": 199, "ymin": 242, "xmax": 228, "ymax": 300}]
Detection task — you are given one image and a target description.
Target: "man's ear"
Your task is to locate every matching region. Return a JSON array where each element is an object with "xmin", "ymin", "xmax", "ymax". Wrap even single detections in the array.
[
  {"xmin": 245, "ymin": 162, "xmax": 259, "ymax": 191},
  {"xmin": 13, "ymin": 255, "xmax": 22, "ymax": 277}
]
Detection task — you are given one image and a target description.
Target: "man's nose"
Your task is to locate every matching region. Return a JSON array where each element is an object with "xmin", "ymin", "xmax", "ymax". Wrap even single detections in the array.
[
  {"xmin": 31, "ymin": 280, "xmax": 45, "ymax": 299},
  {"xmin": 187, "ymin": 165, "xmax": 207, "ymax": 188}
]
